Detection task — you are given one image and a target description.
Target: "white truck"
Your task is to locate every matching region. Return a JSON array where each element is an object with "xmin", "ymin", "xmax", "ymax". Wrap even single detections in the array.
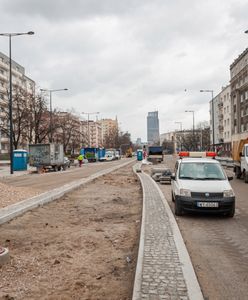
[
  {"xmin": 232, "ymin": 139, "xmax": 248, "ymax": 183},
  {"xmin": 29, "ymin": 143, "xmax": 67, "ymax": 172},
  {"xmin": 147, "ymin": 146, "xmax": 163, "ymax": 163}
]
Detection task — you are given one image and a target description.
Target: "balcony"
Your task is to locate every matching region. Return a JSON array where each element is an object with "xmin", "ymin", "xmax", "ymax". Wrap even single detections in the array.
[
  {"xmin": 218, "ymin": 114, "xmax": 224, "ymax": 120},
  {"xmin": 0, "ymin": 137, "xmax": 9, "ymax": 143},
  {"xmin": 218, "ymin": 125, "xmax": 224, "ymax": 132},
  {"xmin": 218, "ymin": 102, "xmax": 223, "ymax": 108},
  {"xmin": 0, "ymin": 86, "xmax": 6, "ymax": 93},
  {"xmin": 0, "ymin": 60, "xmax": 8, "ymax": 70},
  {"xmin": 0, "ymin": 73, "xmax": 7, "ymax": 82}
]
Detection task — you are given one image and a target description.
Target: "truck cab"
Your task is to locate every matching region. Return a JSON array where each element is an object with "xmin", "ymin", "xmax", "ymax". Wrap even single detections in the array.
[{"xmin": 147, "ymin": 146, "xmax": 163, "ymax": 163}]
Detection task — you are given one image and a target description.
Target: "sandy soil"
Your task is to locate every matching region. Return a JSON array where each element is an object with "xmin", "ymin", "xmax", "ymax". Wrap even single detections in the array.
[
  {"xmin": 0, "ymin": 165, "xmax": 142, "ymax": 300},
  {"xmin": 0, "ymin": 182, "xmax": 41, "ymax": 209}
]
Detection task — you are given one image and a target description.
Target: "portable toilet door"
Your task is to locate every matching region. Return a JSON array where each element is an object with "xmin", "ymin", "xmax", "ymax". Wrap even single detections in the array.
[
  {"xmin": 13, "ymin": 149, "xmax": 28, "ymax": 171},
  {"xmin": 137, "ymin": 149, "xmax": 143, "ymax": 161}
]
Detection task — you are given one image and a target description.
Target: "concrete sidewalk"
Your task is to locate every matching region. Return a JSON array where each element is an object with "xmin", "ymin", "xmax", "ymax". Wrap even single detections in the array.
[
  {"xmin": 132, "ymin": 166, "xmax": 203, "ymax": 300},
  {"xmin": 0, "ymin": 164, "xmax": 35, "ymax": 178}
]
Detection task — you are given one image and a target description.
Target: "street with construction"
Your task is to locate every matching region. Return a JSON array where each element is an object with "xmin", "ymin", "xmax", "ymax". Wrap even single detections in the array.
[{"xmin": 0, "ymin": 155, "xmax": 248, "ymax": 300}]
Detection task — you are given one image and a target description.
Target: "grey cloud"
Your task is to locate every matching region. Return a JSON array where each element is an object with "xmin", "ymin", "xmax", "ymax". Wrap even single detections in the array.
[
  {"xmin": 0, "ymin": 0, "xmax": 247, "ymax": 141},
  {"xmin": 1, "ymin": 0, "xmax": 154, "ymax": 20}
]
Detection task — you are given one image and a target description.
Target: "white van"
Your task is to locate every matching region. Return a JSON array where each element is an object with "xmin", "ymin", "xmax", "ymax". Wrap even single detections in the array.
[
  {"xmin": 104, "ymin": 150, "xmax": 115, "ymax": 161},
  {"xmin": 171, "ymin": 152, "xmax": 235, "ymax": 217}
]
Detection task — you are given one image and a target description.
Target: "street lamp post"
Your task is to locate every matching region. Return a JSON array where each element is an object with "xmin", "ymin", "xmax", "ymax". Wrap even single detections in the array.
[
  {"xmin": 0, "ymin": 31, "xmax": 34, "ymax": 175},
  {"xmin": 40, "ymin": 88, "xmax": 68, "ymax": 142},
  {"xmin": 200, "ymin": 89, "xmax": 214, "ymax": 149},
  {"xmin": 185, "ymin": 110, "xmax": 195, "ymax": 150},
  {"xmin": 81, "ymin": 112, "xmax": 99, "ymax": 147},
  {"xmin": 175, "ymin": 121, "xmax": 183, "ymax": 151}
]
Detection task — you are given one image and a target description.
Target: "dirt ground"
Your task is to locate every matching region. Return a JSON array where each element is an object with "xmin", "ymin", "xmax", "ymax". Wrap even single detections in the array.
[
  {"xmin": 0, "ymin": 165, "xmax": 142, "ymax": 300},
  {"xmin": 0, "ymin": 182, "xmax": 41, "ymax": 209}
]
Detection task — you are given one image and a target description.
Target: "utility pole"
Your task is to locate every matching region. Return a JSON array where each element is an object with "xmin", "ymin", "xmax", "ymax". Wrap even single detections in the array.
[{"xmin": 0, "ymin": 31, "xmax": 34, "ymax": 174}]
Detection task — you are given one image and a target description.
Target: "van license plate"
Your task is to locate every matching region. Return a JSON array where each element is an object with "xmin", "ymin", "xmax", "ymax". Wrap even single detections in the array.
[{"xmin": 197, "ymin": 202, "xmax": 219, "ymax": 208}]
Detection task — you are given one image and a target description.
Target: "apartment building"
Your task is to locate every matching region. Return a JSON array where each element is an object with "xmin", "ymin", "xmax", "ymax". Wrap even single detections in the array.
[
  {"xmin": 221, "ymin": 85, "xmax": 232, "ymax": 156},
  {"xmin": 101, "ymin": 118, "xmax": 118, "ymax": 143},
  {"xmin": 147, "ymin": 111, "xmax": 160, "ymax": 145},
  {"xmin": 88, "ymin": 120, "xmax": 103, "ymax": 148},
  {"xmin": 209, "ymin": 94, "xmax": 220, "ymax": 147},
  {"xmin": 210, "ymin": 85, "xmax": 232, "ymax": 155},
  {"xmin": 80, "ymin": 119, "xmax": 103, "ymax": 148},
  {"xmin": 230, "ymin": 48, "xmax": 248, "ymax": 142},
  {"xmin": 0, "ymin": 51, "xmax": 35, "ymax": 154}
]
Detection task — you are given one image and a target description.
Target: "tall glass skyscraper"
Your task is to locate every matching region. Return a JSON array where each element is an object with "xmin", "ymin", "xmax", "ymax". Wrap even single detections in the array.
[{"xmin": 147, "ymin": 111, "xmax": 160, "ymax": 145}]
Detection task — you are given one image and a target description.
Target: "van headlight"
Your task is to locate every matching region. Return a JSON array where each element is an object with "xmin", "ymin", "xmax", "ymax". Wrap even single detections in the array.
[
  {"xmin": 180, "ymin": 189, "xmax": 191, "ymax": 197},
  {"xmin": 223, "ymin": 189, "xmax": 235, "ymax": 197}
]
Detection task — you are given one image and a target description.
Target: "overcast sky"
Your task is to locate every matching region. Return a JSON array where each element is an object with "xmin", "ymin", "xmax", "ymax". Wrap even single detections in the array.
[{"xmin": 0, "ymin": 0, "xmax": 247, "ymax": 142}]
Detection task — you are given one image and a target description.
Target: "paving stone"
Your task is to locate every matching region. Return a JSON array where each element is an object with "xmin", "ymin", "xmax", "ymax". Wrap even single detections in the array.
[{"xmin": 135, "ymin": 173, "xmax": 189, "ymax": 299}]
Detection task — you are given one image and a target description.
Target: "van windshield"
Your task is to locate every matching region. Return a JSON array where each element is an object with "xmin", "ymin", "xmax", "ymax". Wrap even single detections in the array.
[{"xmin": 179, "ymin": 162, "xmax": 226, "ymax": 180}]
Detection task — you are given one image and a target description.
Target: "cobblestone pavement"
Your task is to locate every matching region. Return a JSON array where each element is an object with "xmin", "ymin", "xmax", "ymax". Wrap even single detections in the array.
[{"xmin": 133, "ymin": 168, "xmax": 203, "ymax": 300}]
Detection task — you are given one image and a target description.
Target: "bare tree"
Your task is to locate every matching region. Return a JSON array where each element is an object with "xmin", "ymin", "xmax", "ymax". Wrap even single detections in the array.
[
  {"xmin": 162, "ymin": 139, "xmax": 174, "ymax": 154},
  {"xmin": 53, "ymin": 111, "xmax": 84, "ymax": 154},
  {"xmin": 0, "ymin": 87, "xmax": 32, "ymax": 149},
  {"xmin": 175, "ymin": 127, "xmax": 210, "ymax": 151},
  {"xmin": 103, "ymin": 126, "xmax": 119, "ymax": 148},
  {"xmin": 117, "ymin": 131, "xmax": 131, "ymax": 148},
  {"xmin": 25, "ymin": 93, "xmax": 50, "ymax": 144}
]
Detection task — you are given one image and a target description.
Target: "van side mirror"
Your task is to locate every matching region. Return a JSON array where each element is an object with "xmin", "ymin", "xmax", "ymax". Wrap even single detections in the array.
[
  {"xmin": 239, "ymin": 152, "xmax": 243, "ymax": 157},
  {"xmin": 171, "ymin": 174, "xmax": 176, "ymax": 180},
  {"xmin": 228, "ymin": 176, "xmax": 233, "ymax": 181}
]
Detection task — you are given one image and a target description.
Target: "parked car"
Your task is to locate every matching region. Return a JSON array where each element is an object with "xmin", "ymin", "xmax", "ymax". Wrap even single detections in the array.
[{"xmin": 159, "ymin": 168, "xmax": 172, "ymax": 184}]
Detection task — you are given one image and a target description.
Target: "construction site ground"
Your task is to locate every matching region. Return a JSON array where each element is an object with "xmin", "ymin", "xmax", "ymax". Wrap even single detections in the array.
[{"xmin": 0, "ymin": 163, "xmax": 142, "ymax": 300}]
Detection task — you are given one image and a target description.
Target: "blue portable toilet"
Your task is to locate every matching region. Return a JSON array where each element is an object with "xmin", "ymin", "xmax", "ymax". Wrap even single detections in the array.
[
  {"xmin": 137, "ymin": 149, "xmax": 143, "ymax": 161},
  {"xmin": 13, "ymin": 149, "xmax": 28, "ymax": 171}
]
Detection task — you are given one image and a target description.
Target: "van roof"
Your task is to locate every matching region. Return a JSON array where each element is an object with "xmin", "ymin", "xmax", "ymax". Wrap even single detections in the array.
[{"xmin": 180, "ymin": 158, "xmax": 219, "ymax": 164}]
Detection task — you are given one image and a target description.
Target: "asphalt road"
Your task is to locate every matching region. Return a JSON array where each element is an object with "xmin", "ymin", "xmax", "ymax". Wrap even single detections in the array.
[
  {"xmin": 0, "ymin": 158, "xmax": 134, "ymax": 192},
  {"xmin": 158, "ymin": 155, "xmax": 248, "ymax": 300}
]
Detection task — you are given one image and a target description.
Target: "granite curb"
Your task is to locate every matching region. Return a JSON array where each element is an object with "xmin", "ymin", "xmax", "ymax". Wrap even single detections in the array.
[{"xmin": 132, "ymin": 166, "xmax": 204, "ymax": 300}]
